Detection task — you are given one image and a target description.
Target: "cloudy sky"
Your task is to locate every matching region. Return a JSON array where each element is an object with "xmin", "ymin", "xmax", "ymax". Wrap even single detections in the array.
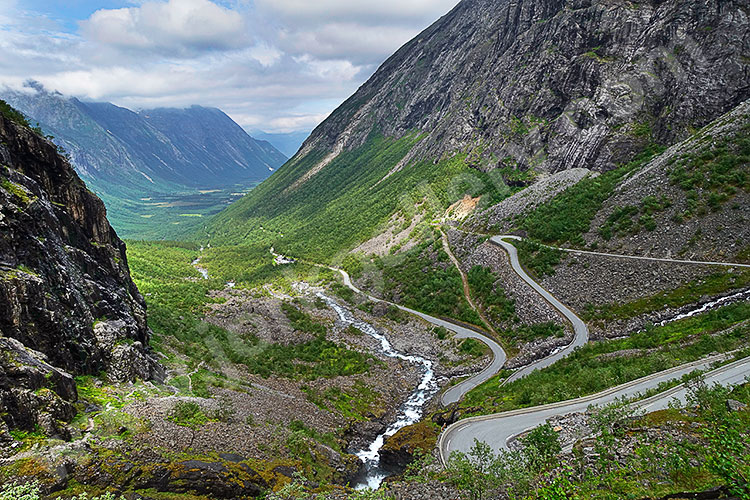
[{"xmin": 0, "ymin": 0, "xmax": 459, "ymax": 135}]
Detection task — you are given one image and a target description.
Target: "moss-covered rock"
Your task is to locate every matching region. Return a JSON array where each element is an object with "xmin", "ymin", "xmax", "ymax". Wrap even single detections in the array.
[{"xmin": 380, "ymin": 421, "xmax": 439, "ymax": 470}]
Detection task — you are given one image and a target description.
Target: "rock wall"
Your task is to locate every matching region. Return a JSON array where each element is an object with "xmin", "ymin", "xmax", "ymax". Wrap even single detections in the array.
[
  {"xmin": 0, "ymin": 112, "xmax": 160, "ymax": 436},
  {"xmin": 297, "ymin": 0, "xmax": 749, "ymax": 176}
]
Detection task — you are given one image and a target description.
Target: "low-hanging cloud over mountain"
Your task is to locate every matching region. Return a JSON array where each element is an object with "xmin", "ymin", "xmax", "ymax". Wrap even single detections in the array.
[{"xmin": 0, "ymin": 0, "xmax": 460, "ymax": 134}]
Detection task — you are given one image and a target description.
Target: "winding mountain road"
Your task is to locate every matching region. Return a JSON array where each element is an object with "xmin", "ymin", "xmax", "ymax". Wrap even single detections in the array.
[
  {"xmin": 549, "ymin": 244, "xmax": 750, "ymax": 268},
  {"xmin": 488, "ymin": 236, "xmax": 589, "ymax": 384},
  {"xmin": 330, "ymin": 265, "xmax": 507, "ymax": 406},
  {"xmin": 275, "ymin": 229, "xmax": 746, "ymax": 410},
  {"xmin": 274, "ymin": 233, "xmax": 591, "ymax": 406},
  {"xmin": 438, "ymin": 353, "xmax": 750, "ymax": 462}
]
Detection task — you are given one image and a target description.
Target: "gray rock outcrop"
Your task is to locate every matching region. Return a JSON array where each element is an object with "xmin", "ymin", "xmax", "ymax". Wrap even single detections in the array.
[
  {"xmin": 297, "ymin": 0, "xmax": 749, "ymax": 177},
  {"xmin": 0, "ymin": 111, "xmax": 161, "ymax": 435}
]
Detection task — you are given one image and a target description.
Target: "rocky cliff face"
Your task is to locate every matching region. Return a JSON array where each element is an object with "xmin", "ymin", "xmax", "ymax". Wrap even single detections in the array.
[
  {"xmin": 0, "ymin": 111, "xmax": 160, "ymax": 439},
  {"xmin": 298, "ymin": 0, "xmax": 749, "ymax": 176}
]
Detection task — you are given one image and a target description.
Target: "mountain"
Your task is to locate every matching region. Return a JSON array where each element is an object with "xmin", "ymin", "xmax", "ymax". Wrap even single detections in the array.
[
  {"xmin": 1, "ymin": 84, "xmax": 287, "ymax": 238},
  {"xmin": 0, "ymin": 102, "xmax": 161, "ymax": 442},
  {"xmin": 205, "ymin": 0, "xmax": 749, "ymax": 261}
]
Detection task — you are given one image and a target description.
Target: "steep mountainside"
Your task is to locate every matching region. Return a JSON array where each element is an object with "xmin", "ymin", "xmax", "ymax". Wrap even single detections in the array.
[
  {"xmin": 2, "ymin": 85, "xmax": 287, "ymax": 237},
  {"xmin": 300, "ymin": 0, "xmax": 749, "ymax": 173},
  {"xmin": 205, "ymin": 0, "xmax": 749, "ymax": 260},
  {"xmin": 0, "ymin": 108, "xmax": 160, "ymax": 441}
]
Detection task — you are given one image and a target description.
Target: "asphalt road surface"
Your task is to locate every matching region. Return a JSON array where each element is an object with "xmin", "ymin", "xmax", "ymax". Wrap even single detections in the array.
[
  {"xmin": 438, "ymin": 353, "xmax": 750, "ymax": 461},
  {"xmin": 489, "ymin": 236, "xmax": 589, "ymax": 384},
  {"xmin": 333, "ymin": 266, "xmax": 507, "ymax": 405}
]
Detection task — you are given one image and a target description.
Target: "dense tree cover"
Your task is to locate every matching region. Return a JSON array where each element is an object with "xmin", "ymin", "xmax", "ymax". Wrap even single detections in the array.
[
  {"xmin": 461, "ymin": 301, "xmax": 750, "ymax": 414},
  {"xmin": 380, "ymin": 237, "xmax": 482, "ymax": 326},
  {"xmin": 282, "ymin": 302, "xmax": 327, "ymax": 335},
  {"xmin": 199, "ymin": 243, "xmax": 286, "ymax": 285}
]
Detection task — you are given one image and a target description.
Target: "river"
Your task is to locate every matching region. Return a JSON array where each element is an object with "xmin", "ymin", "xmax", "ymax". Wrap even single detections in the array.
[
  {"xmin": 658, "ymin": 289, "xmax": 750, "ymax": 326},
  {"xmin": 317, "ymin": 292, "xmax": 439, "ymax": 490}
]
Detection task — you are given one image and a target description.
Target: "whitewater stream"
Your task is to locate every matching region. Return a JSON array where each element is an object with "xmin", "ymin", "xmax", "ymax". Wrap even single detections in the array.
[
  {"xmin": 317, "ymin": 292, "xmax": 439, "ymax": 490},
  {"xmin": 192, "ymin": 246, "xmax": 210, "ymax": 279},
  {"xmin": 658, "ymin": 289, "xmax": 750, "ymax": 326}
]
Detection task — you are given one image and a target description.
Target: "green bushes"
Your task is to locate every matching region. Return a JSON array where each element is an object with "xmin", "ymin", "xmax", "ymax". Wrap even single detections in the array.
[
  {"xmin": 198, "ymin": 244, "xmax": 281, "ymax": 286},
  {"xmin": 300, "ymin": 381, "xmax": 381, "ymax": 421},
  {"xmin": 0, "ymin": 482, "xmax": 125, "ymax": 500},
  {"xmin": 242, "ymin": 333, "xmax": 375, "ymax": 380},
  {"xmin": 281, "ymin": 302, "xmax": 326, "ymax": 335},
  {"xmin": 381, "ymin": 238, "xmax": 482, "ymax": 326},
  {"xmin": 506, "ymin": 322, "xmax": 564, "ymax": 344},
  {"xmin": 0, "ymin": 99, "xmax": 30, "ymax": 127},
  {"xmin": 519, "ymin": 145, "xmax": 664, "ymax": 246},
  {"xmin": 460, "ymin": 338, "xmax": 488, "ymax": 358},
  {"xmin": 514, "ymin": 240, "xmax": 562, "ymax": 277},
  {"xmin": 668, "ymin": 124, "xmax": 749, "ymax": 219},
  {"xmin": 0, "ymin": 481, "xmax": 40, "ymax": 500},
  {"xmin": 462, "ymin": 301, "xmax": 750, "ymax": 414},
  {"xmin": 598, "ymin": 195, "xmax": 671, "ymax": 240},
  {"xmin": 467, "ymin": 266, "xmax": 517, "ymax": 325},
  {"xmin": 582, "ymin": 270, "xmax": 750, "ymax": 322},
  {"xmin": 126, "ymin": 241, "xmax": 375, "ymax": 382},
  {"xmin": 169, "ymin": 401, "xmax": 209, "ymax": 429}
]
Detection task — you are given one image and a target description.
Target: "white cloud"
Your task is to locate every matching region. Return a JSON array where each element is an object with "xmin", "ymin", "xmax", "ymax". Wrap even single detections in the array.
[
  {"xmin": 266, "ymin": 113, "xmax": 331, "ymax": 133},
  {"xmin": 246, "ymin": 44, "xmax": 282, "ymax": 68},
  {"xmin": 294, "ymin": 55, "xmax": 361, "ymax": 81},
  {"xmin": 0, "ymin": 0, "xmax": 461, "ymax": 133},
  {"xmin": 255, "ymin": 0, "xmax": 459, "ymax": 26},
  {"xmin": 253, "ymin": 0, "xmax": 460, "ymax": 65},
  {"xmin": 81, "ymin": 0, "xmax": 248, "ymax": 54},
  {"xmin": 279, "ymin": 23, "xmax": 424, "ymax": 64},
  {"xmin": 42, "ymin": 66, "xmax": 196, "ymax": 100},
  {"xmin": 233, "ymin": 111, "xmax": 331, "ymax": 134}
]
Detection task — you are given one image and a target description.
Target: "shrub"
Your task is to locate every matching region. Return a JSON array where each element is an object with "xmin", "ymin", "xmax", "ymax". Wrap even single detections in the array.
[
  {"xmin": 0, "ymin": 482, "xmax": 40, "ymax": 500},
  {"xmin": 520, "ymin": 423, "xmax": 562, "ymax": 470},
  {"xmin": 0, "ymin": 99, "xmax": 30, "ymax": 127},
  {"xmin": 170, "ymin": 401, "xmax": 208, "ymax": 428}
]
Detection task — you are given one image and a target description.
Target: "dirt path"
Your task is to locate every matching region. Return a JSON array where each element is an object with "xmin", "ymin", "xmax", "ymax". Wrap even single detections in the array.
[{"xmin": 439, "ymin": 228, "xmax": 498, "ymax": 337}]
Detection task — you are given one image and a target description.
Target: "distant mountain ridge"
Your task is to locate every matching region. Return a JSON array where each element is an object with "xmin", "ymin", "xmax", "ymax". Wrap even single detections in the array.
[
  {"xmin": 2, "ymin": 85, "xmax": 286, "ymax": 190},
  {"xmin": 1, "ymin": 84, "xmax": 287, "ymax": 236}
]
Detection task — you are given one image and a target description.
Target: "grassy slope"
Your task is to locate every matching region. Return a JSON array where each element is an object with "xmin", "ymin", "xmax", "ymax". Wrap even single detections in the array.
[
  {"xmin": 126, "ymin": 241, "xmax": 375, "ymax": 389},
  {"xmin": 205, "ymin": 133, "xmax": 508, "ymax": 262}
]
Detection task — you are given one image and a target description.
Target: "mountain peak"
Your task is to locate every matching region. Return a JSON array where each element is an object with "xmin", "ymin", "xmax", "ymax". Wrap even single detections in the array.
[{"xmin": 297, "ymin": 0, "xmax": 747, "ymax": 179}]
